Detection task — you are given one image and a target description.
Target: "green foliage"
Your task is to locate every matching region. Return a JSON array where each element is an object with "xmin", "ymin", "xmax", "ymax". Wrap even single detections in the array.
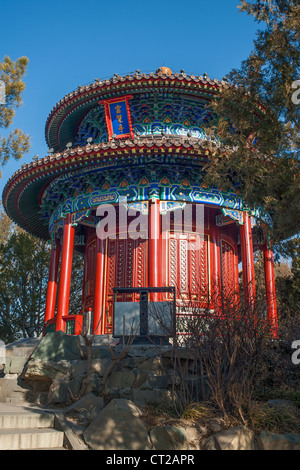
[
  {"xmin": 0, "ymin": 220, "xmax": 84, "ymax": 342},
  {"xmin": 204, "ymin": 0, "xmax": 300, "ymax": 242},
  {"xmin": 0, "ymin": 55, "xmax": 30, "ymax": 175},
  {"xmin": 245, "ymin": 399, "xmax": 300, "ymax": 433},
  {"xmin": 0, "ymin": 231, "xmax": 50, "ymax": 342},
  {"xmin": 276, "ymin": 235, "xmax": 300, "ymax": 315}
]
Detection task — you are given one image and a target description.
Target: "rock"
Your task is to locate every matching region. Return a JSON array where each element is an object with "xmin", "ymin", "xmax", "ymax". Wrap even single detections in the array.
[
  {"xmin": 70, "ymin": 360, "xmax": 89, "ymax": 378},
  {"xmin": 132, "ymin": 370, "xmax": 148, "ymax": 388},
  {"xmin": 90, "ymin": 345, "xmax": 113, "ymax": 360},
  {"xmin": 70, "ymin": 359, "xmax": 112, "ymax": 378},
  {"xmin": 150, "ymin": 425, "xmax": 189, "ymax": 450},
  {"xmin": 136, "ymin": 356, "xmax": 162, "ymax": 372},
  {"xmin": 66, "ymin": 393, "xmax": 104, "ymax": 415},
  {"xmin": 4, "ymin": 356, "xmax": 28, "ymax": 375},
  {"xmin": 68, "ymin": 377, "xmax": 82, "ymax": 397},
  {"xmin": 204, "ymin": 426, "xmax": 256, "ymax": 451},
  {"xmin": 31, "ymin": 331, "xmax": 82, "ymax": 362},
  {"xmin": 181, "ymin": 423, "xmax": 205, "ymax": 450},
  {"xmin": 107, "ymin": 370, "xmax": 136, "ymax": 390},
  {"xmin": 4, "ymin": 338, "xmax": 40, "ymax": 358},
  {"xmin": 83, "ymin": 398, "xmax": 151, "ymax": 450},
  {"xmin": 2, "ymin": 338, "xmax": 40, "ymax": 376},
  {"xmin": 147, "ymin": 374, "xmax": 170, "ymax": 389},
  {"xmin": 208, "ymin": 419, "xmax": 222, "ymax": 434},
  {"xmin": 103, "ymin": 386, "xmax": 120, "ymax": 399},
  {"xmin": 82, "ymin": 375, "xmax": 102, "ymax": 394},
  {"xmin": 201, "ymin": 435, "xmax": 219, "ymax": 450},
  {"xmin": 267, "ymin": 399, "xmax": 296, "ymax": 411},
  {"xmin": 22, "ymin": 359, "xmax": 71, "ymax": 390},
  {"xmin": 126, "ymin": 346, "xmax": 159, "ymax": 359},
  {"xmin": 130, "ymin": 389, "xmax": 173, "ymax": 406},
  {"xmin": 65, "ymin": 393, "xmax": 105, "ymax": 422},
  {"xmin": 256, "ymin": 431, "xmax": 300, "ymax": 450},
  {"xmin": 118, "ymin": 356, "xmax": 137, "ymax": 369},
  {"xmin": 121, "ymin": 387, "xmax": 131, "ymax": 396},
  {"xmin": 47, "ymin": 379, "xmax": 69, "ymax": 404},
  {"xmin": 91, "ymin": 358, "xmax": 113, "ymax": 377}
]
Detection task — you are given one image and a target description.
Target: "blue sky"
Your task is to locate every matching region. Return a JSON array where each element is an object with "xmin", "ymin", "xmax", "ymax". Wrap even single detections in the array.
[{"xmin": 0, "ymin": 0, "xmax": 259, "ymax": 194}]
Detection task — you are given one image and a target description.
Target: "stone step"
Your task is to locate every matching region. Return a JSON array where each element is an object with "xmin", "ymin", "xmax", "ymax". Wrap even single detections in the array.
[
  {"xmin": 0, "ymin": 427, "xmax": 64, "ymax": 450},
  {"xmin": 5, "ymin": 393, "xmax": 27, "ymax": 404},
  {"xmin": 0, "ymin": 411, "xmax": 54, "ymax": 429},
  {"xmin": 25, "ymin": 447, "xmax": 67, "ymax": 450}
]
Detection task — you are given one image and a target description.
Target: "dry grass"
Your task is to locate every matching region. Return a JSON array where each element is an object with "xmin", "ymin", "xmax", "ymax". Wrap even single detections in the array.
[
  {"xmin": 181, "ymin": 402, "xmax": 217, "ymax": 423},
  {"xmin": 140, "ymin": 403, "xmax": 179, "ymax": 428},
  {"xmin": 246, "ymin": 400, "xmax": 300, "ymax": 434},
  {"xmin": 140, "ymin": 395, "xmax": 300, "ymax": 438},
  {"xmin": 181, "ymin": 397, "xmax": 300, "ymax": 434}
]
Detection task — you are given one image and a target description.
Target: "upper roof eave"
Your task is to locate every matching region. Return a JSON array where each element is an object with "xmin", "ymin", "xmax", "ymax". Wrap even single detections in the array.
[{"xmin": 45, "ymin": 71, "xmax": 228, "ymax": 150}]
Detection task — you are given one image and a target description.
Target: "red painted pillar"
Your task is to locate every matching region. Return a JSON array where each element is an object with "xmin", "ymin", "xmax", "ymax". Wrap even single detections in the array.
[
  {"xmin": 93, "ymin": 236, "xmax": 106, "ymax": 335},
  {"xmin": 210, "ymin": 225, "xmax": 221, "ymax": 312},
  {"xmin": 148, "ymin": 199, "xmax": 161, "ymax": 299},
  {"xmin": 44, "ymin": 238, "xmax": 61, "ymax": 325},
  {"xmin": 240, "ymin": 212, "xmax": 256, "ymax": 304},
  {"xmin": 263, "ymin": 241, "xmax": 279, "ymax": 336},
  {"xmin": 56, "ymin": 214, "xmax": 75, "ymax": 332}
]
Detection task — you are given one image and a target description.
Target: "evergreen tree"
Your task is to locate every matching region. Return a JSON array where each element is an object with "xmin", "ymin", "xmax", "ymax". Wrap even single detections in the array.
[
  {"xmin": 204, "ymin": 0, "xmax": 300, "ymax": 242},
  {"xmin": 276, "ymin": 236, "xmax": 300, "ymax": 315},
  {"xmin": 0, "ymin": 226, "xmax": 84, "ymax": 342},
  {"xmin": 0, "ymin": 232, "xmax": 50, "ymax": 341},
  {"xmin": 0, "ymin": 56, "xmax": 30, "ymax": 175}
]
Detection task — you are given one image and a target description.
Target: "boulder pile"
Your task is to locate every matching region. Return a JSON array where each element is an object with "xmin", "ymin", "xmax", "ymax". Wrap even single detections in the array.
[{"xmin": 0, "ymin": 331, "xmax": 299, "ymax": 451}]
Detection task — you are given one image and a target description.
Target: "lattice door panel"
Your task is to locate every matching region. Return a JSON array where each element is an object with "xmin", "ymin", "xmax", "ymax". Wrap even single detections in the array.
[
  {"xmin": 83, "ymin": 239, "xmax": 96, "ymax": 309},
  {"xmin": 221, "ymin": 240, "xmax": 237, "ymax": 299},
  {"xmin": 105, "ymin": 237, "xmax": 147, "ymax": 332},
  {"xmin": 168, "ymin": 233, "xmax": 209, "ymax": 302}
]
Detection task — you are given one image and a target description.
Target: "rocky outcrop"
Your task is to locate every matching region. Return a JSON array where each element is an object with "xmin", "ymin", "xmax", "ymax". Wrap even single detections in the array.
[
  {"xmin": 2, "ymin": 338, "xmax": 40, "ymax": 375},
  {"xmin": 81, "ymin": 398, "xmax": 201, "ymax": 451},
  {"xmin": 201, "ymin": 426, "xmax": 256, "ymax": 450},
  {"xmin": 17, "ymin": 333, "xmax": 178, "ymax": 407},
  {"xmin": 256, "ymin": 431, "xmax": 300, "ymax": 450},
  {"xmin": 1, "ymin": 332, "xmax": 300, "ymax": 451},
  {"xmin": 31, "ymin": 331, "xmax": 82, "ymax": 362},
  {"xmin": 83, "ymin": 398, "xmax": 151, "ymax": 450},
  {"xmin": 149, "ymin": 425, "xmax": 189, "ymax": 450}
]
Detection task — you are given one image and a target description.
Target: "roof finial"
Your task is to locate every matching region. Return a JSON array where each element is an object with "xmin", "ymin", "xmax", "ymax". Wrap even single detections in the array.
[{"xmin": 156, "ymin": 66, "xmax": 172, "ymax": 76}]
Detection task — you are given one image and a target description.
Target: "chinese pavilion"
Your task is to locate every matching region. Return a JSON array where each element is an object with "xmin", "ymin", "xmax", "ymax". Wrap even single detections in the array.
[{"xmin": 2, "ymin": 67, "xmax": 278, "ymax": 337}]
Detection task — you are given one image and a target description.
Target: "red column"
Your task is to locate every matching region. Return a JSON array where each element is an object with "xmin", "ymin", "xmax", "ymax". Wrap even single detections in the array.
[
  {"xmin": 148, "ymin": 199, "xmax": 161, "ymax": 299},
  {"xmin": 56, "ymin": 214, "xmax": 75, "ymax": 332},
  {"xmin": 263, "ymin": 241, "xmax": 278, "ymax": 336},
  {"xmin": 240, "ymin": 212, "xmax": 256, "ymax": 304},
  {"xmin": 210, "ymin": 225, "xmax": 221, "ymax": 312},
  {"xmin": 93, "ymin": 236, "xmax": 107, "ymax": 335},
  {"xmin": 44, "ymin": 238, "xmax": 60, "ymax": 324}
]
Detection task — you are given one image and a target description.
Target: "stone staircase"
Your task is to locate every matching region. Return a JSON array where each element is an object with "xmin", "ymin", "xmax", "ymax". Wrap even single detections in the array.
[{"xmin": 0, "ymin": 405, "xmax": 66, "ymax": 450}]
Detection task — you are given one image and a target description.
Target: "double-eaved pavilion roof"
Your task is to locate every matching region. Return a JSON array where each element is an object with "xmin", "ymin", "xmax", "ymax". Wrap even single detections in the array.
[
  {"xmin": 45, "ymin": 69, "xmax": 230, "ymax": 152},
  {"xmin": 2, "ymin": 136, "xmax": 220, "ymax": 240},
  {"xmin": 2, "ymin": 69, "xmax": 267, "ymax": 241}
]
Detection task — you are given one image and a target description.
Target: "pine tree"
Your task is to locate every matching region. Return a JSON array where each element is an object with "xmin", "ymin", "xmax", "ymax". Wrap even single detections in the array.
[
  {"xmin": 204, "ymin": 0, "xmax": 300, "ymax": 242},
  {"xmin": 0, "ymin": 56, "xmax": 30, "ymax": 176},
  {"xmin": 0, "ymin": 227, "xmax": 84, "ymax": 342}
]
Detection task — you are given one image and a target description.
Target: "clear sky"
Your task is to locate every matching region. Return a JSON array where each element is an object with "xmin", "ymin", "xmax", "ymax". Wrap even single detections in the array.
[{"xmin": 0, "ymin": 0, "xmax": 260, "ymax": 194}]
